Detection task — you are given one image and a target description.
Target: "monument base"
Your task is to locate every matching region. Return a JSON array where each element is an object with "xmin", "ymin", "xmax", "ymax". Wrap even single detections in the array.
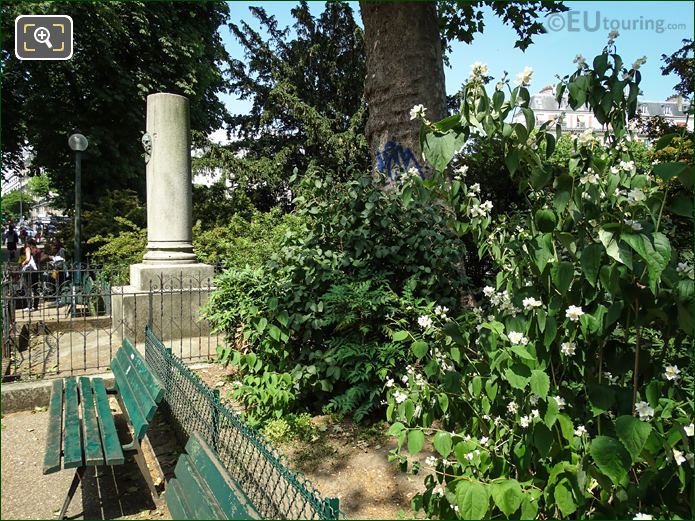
[
  {"xmin": 129, "ymin": 262, "xmax": 215, "ymax": 291},
  {"xmin": 112, "ymin": 263, "xmax": 216, "ymax": 343}
]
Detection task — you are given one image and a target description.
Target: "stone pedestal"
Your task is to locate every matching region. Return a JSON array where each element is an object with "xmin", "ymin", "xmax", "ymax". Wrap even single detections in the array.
[{"xmin": 112, "ymin": 93, "xmax": 215, "ymax": 344}]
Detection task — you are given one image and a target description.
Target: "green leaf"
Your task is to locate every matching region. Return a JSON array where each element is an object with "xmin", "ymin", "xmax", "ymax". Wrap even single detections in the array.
[
  {"xmin": 653, "ymin": 161, "xmax": 688, "ymax": 182},
  {"xmin": 580, "ymin": 243, "xmax": 604, "ymax": 286},
  {"xmin": 268, "ymin": 325, "xmax": 282, "ymax": 341},
  {"xmin": 533, "ymin": 422, "xmax": 553, "ymax": 458},
  {"xmin": 456, "ymin": 480, "xmax": 489, "ymax": 520},
  {"xmin": 505, "ymin": 149, "xmax": 520, "ymax": 176},
  {"xmin": 590, "ymin": 435, "xmax": 631, "ymax": 485},
  {"xmin": 622, "ymin": 232, "xmax": 671, "ymax": 292},
  {"xmin": 491, "ymin": 480, "xmax": 523, "ymax": 517},
  {"xmin": 654, "ymin": 133, "xmax": 677, "ymax": 151},
  {"xmin": 520, "ymin": 493, "xmax": 539, "ymax": 519},
  {"xmin": 392, "ymin": 330, "xmax": 409, "ymax": 341},
  {"xmin": 551, "ymin": 261, "xmax": 574, "ymax": 295},
  {"xmin": 257, "ymin": 317, "xmax": 268, "ymax": 333},
  {"xmin": 530, "ymin": 370, "xmax": 550, "ymax": 398},
  {"xmin": 438, "ymin": 393, "xmax": 449, "ymax": 413},
  {"xmin": 554, "ymin": 479, "xmax": 577, "ymax": 516},
  {"xmin": 423, "ymin": 130, "xmax": 468, "ymax": 173},
  {"xmin": 670, "ymin": 195, "xmax": 694, "ymax": 219},
  {"xmin": 411, "ymin": 340, "xmax": 428, "ymax": 358},
  {"xmin": 544, "ymin": 395, "xmax": 559, "ymax": 428},
  {"xmin": 599, "ymin": 229, "xmax": 633, "ymax": 270},
  {"xmin": 586, "ymin": 383, "xmax": 616, "ymax": 416},
  {"xmin": 433, "ymin": 431, "xmax": 453, "ymax": 457},
  {"xmin": 615, "ymin": 415, "xmax": 652, "ymax": 463},
  {"xmin": 407, "ymin": 429, "xmax": 425, "ymax": 455},
  {"xmin": 386, "ymin": 421, "xmax": 405, "ymax": 436},
  {"xmin": 504, "ymin": 364, "xmax": 531, "ymax": 390}
]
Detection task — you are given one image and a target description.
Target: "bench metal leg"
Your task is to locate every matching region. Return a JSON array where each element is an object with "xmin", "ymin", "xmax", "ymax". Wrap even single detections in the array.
[
  {"xmin": 59, "ymin": 466, "xmax": 85, "ymax": 519},
  {"xmin": 132, "ymin": 437, "xmax": 160, "ymax": 501}
]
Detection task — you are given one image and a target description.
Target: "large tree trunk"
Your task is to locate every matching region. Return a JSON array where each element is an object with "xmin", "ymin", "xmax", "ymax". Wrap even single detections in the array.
[{"xmin": 360, "ymin": 1, "xmax": 447, "ymax": 179}]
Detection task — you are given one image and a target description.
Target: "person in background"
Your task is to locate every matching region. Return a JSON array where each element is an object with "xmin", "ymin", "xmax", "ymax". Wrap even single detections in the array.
[
  {"xmin": 21, "ymin": 239, "xmax": 52, "ymax": 311},
  {"xmin": 4, "ymin": 223, "xmax": 19, "ymax": 262}
]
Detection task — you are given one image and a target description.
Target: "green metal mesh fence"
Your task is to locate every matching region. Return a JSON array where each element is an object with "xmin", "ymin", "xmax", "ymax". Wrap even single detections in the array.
[{"xmin": 144, "ymin": 325, "xmax": 342, "ymax": 520}]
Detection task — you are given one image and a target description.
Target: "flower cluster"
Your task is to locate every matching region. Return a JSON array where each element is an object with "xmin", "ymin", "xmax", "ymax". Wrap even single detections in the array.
[
  {"xmin": 409, "ymin": 104, "xmax": 427, "ymax": 121},
  {"xmin": 468, "ymin": 61, "xmax": 489, "ymax": 83},
  {"xmin": 565, "ymin": 305, "xmax": 584, "ymax": 322},
  {"xmin": 515, "ymin": 66, "xmax": 533, "ymax": 86},
  {"xmin": 470, "ymin": 200, "xmax": 493, "ymax": 218}
]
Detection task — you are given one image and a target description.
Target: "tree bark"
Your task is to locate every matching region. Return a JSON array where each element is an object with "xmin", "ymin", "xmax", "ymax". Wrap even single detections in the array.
[{"xmin": 360, "ymin": 1, "xmax": 447, "ymax": 179}]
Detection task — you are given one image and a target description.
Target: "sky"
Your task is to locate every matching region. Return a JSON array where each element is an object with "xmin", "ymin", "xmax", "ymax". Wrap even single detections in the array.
[{"xmin": 218, "ymin": 0, "xmax": 694, "ymax": 119}]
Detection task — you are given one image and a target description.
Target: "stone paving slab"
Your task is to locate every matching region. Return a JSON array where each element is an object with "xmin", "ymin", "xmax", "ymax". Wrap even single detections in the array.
[{"xmin": 1, "ymin": 409, "xmax": 172, "ymax": 520}]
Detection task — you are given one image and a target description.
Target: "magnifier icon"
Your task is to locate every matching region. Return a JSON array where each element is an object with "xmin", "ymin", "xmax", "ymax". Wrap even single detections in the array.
[{"xmin": 33, "ymin": 26, "xmax": 52, "ymax": 49}]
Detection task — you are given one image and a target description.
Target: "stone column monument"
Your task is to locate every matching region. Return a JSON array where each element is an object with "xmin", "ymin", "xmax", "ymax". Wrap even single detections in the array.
[{"xmin": 112, "ymin": 93, "xmax": 215, "ymax": 344}]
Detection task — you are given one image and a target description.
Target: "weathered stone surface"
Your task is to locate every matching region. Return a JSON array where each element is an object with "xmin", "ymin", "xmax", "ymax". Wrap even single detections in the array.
[
  {"xmin": 143, "ymin": 92, "xmax": 196, "ymax": 264},
  {"xmin": 129, "ymin": 262, "xmax": 215, "ymax": 291}
]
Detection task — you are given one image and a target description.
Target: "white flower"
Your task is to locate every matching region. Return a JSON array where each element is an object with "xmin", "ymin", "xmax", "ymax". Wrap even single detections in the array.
[
  {"xmin": 576, "ymin": 129, "xmax": 595, "ymax": 147},
  {"xmin": 561, "ymin": 342, "xmax": 577, "ymax": 356},
  {"xmin": 519, "ymin": 415, "xmax": 531, "ymax": 428},
  {"xmin": 610, "ymin": 166, "xmax": 620, "ymax": 174},
  {"xmin": 685, "ymin": 423, "xmax": 694, "ymax": 437},
  {"xmin": 402, "ymin": 375, "xmax": 409, "ymax": 384},
  {"xmin": 469, "ymin": 61, "xmax": 489, "ymax": 82},
  {"xmin": 468, "ymin": 182, "xmax": 481, "ymax": 194},
  {"xmin": 676, "ymin": 262, "xmax": 694, "ymax": 279},
  {"xmin": 663, "ymin": 365, "xmax": 680, "ymax": 381},
  {"xmin": 619, "ymin": 159, "xmax": 636, "ymax": 172},
  {"xmin": 385, "ymin": 377, "xmax": 394, "ymax": 388},
  {"xmin": 580, "ymin": 172, "xmax": 600, "ymax": 185},
  {"xmin": 574, "ymin": 425, "xmax": 587, "ymax": 436},
  {"xmin": 554, "ymin": 396, "xmax": 566, "ymax": 410},
  {"xmin": 418, "ymin": 315, "xmax": 433, "ymax": 329},
  {"xmin": 635, "ymin": 401, "xmax": 655, "ymax": 421},
  {"xmin": 409, "ymin": 104, "xmax": 426, "ymax": 121},
  {"xmin": 604, "ymin": 372, "xmax": 619, "ymax": 385},
  {"xmin": 454, "ymin": 164, "xmax": 469, "ymax": 178},
  {"xmin": 627, "ymin": 188, "xmax": 646, "ymax": 204},
  {"xmin": 425, "ymin": 456, "xmax": 437, "ymax": 466},
  {"xmin": 565, "ymin": 305, "xmax": 584, "ymax": 322},
  {"xmin": 573, "ymin": 54, "xmax": 586, "ymax": 67},
  {"xmin": 531, "ymin": 409, "xmax": 540, "ymax": 418},
  {"xmin": 633, "ymin": 514, "xmax": 652, "ymax": 520},
  {"xmin": 465, "ymin": 452, "xmax": 474, "ymax": 461},
  {"xmin": 614, "ymin": 188, "xmax": 627, "ymax": 197},
  {"xmin": 632, "ymin": 56, "xmax": 647, "ymax": 70},
  {"xmin": 433, "ymin": 484, "xmax": 444, "ymax": 496},
  {"xmin": 479, "ymin": 436, "xmax": 489, "ymax": 446},
  {"xmin": 451, "ymin": 504, "xmax": 459, "ymax": 513},
  {"xmin": 434, "ymin": 305, "xmax": 449, "ymax": 318},
  {"xmin": 522, "ymin": 297, "xmax": 543, "ymax": 310},
  {"xmin": 483, "ymin": 286, "xmax": 495, "ymax": 298},
  {"xmin": 673, "ymin": 448, "xmax": 686, "ymax": 466},
  {"xmin": 393, "ymin": 391, "xmax": 408, "ymax": 404},
  {"xmin": 529, "ymin": 394, "xmax": 539, "ymax": 406},
  {"xmin": 508, "ymin": 331, "xmax": 529, "ymax": 346},
  {"xmin": 624, "ymin": 219, "xmax": 642, "ymax": 231},
  {"xmin": 515, "ymin": 66, "xmax": 534, "ymax": 86},
  {"xmin": 507, "ymin": 401, "xmax": 518, "ymax": 414}
]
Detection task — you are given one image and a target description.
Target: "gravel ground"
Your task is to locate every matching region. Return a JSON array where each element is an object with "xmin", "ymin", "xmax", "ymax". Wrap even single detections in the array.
[{"xmin": 1, "ymin": 408, "xmax": 173, "ymax": 520}]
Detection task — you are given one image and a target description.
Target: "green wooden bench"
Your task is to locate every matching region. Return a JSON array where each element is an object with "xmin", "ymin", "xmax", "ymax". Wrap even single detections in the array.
[
  {"xmin": 166, "ymin": 432, "xmax": 261, "ymax": 520},
  {"xmin": 43, "ymin": 338, "xmax": 165, "ymax": 518}
]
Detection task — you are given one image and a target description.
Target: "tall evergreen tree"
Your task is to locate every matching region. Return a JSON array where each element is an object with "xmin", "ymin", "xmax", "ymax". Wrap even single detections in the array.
[{"xmin": 194, "ymin": 1, "xmax": 368, "ymax": 210}]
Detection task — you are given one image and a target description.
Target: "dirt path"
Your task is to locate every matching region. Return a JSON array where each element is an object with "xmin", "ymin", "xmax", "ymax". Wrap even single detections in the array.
[{"xmin": 196, "ymin": 364, "xmax": 427, "ymax": 520}]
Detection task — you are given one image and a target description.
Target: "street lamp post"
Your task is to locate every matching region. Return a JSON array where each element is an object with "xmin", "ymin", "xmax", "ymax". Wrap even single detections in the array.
[{"xmin": 68, "ymin": 134, "xmax": 88, "ymax": 288}]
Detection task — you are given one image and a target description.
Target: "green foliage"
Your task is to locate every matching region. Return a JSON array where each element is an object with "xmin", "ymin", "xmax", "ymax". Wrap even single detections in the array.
[
  {"xmin": 387, "ymin": 41, "xmax": 693, "ymax": 520},
  {"xmin": 2, "ymin": 1, "xmax": 231, "ymax": 206},
  {"xmin": 193, "ymin": 208, "xmax": 304, "ymax": 268},
  {"xmin": 0, "ymin": 190, "xmax": 34, "ymax": 217},
  {"xmin": 262, "ymin": 413, "xmax": 319, "ymax": 445},
  {"xmin": 87, "ymin": 217, "xmax": 146, "ymax": 284},
  {"xmin": 194, "ymin": 1, "xmax": 368, "ymax": 210},
  {"xmin": 27, "ymin": 174, "xmax": 53, "ymax": 199},
  {"xmin": 207, "ymin": 170, "xmax": 468, "ymax": 425}
]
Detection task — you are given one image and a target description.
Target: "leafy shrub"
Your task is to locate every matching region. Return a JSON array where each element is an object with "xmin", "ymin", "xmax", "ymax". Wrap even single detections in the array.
[
  {"xmin": 193, "ymin": 208, "xmax": 304, "ymax": 268},
  {"xmin": 207, "ymin": 170, "xmax": 469, "ymax": 424},
  {"xmin": 263, "ymin": 413, "xmax": 319, "ymax": 445},
  {"xmin": 87, "ymin": 217, "xmax": 147, "ymax": 284},
  {"xmin": 386, "ymin": 41, "xmax": 693, "ymax": 520}
]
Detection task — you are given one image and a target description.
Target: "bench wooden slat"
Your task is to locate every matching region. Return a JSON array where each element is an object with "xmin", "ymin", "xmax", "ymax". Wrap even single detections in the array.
[
  {"xmin": 92, "ymin": 378, "xmax": 125, "ymax": 465},
  {"xmin": 78, "ymin": 377, "xmax": 104, "ymax": 466},
  {"xmin": 173, "ymin": 454, "xmax": 225, "ymax": 519},
  {"xmin": 122, "ymin": 339, "xmax": 164, "ymax": 403},
  {"xmin": 62, "ymin": 377, "xmax": 83, "ymax": 469},
  {"xmin": 185, "ymin": 432, "xmax": 261, "ymax": 520},
  {"xmin": 115, "ymin": 348, "xmax": 157, "ymax": 420},
  {"xmin": 166, "ymin": 477, "xmax": 193, "ymax": 520},
  {"xmin": 43, "ymin": 379, "xmax": 64, "ymax": 475},
  {"xmin": 111, "ymin": 356, "xmax": 149, "ymax": 440}
]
